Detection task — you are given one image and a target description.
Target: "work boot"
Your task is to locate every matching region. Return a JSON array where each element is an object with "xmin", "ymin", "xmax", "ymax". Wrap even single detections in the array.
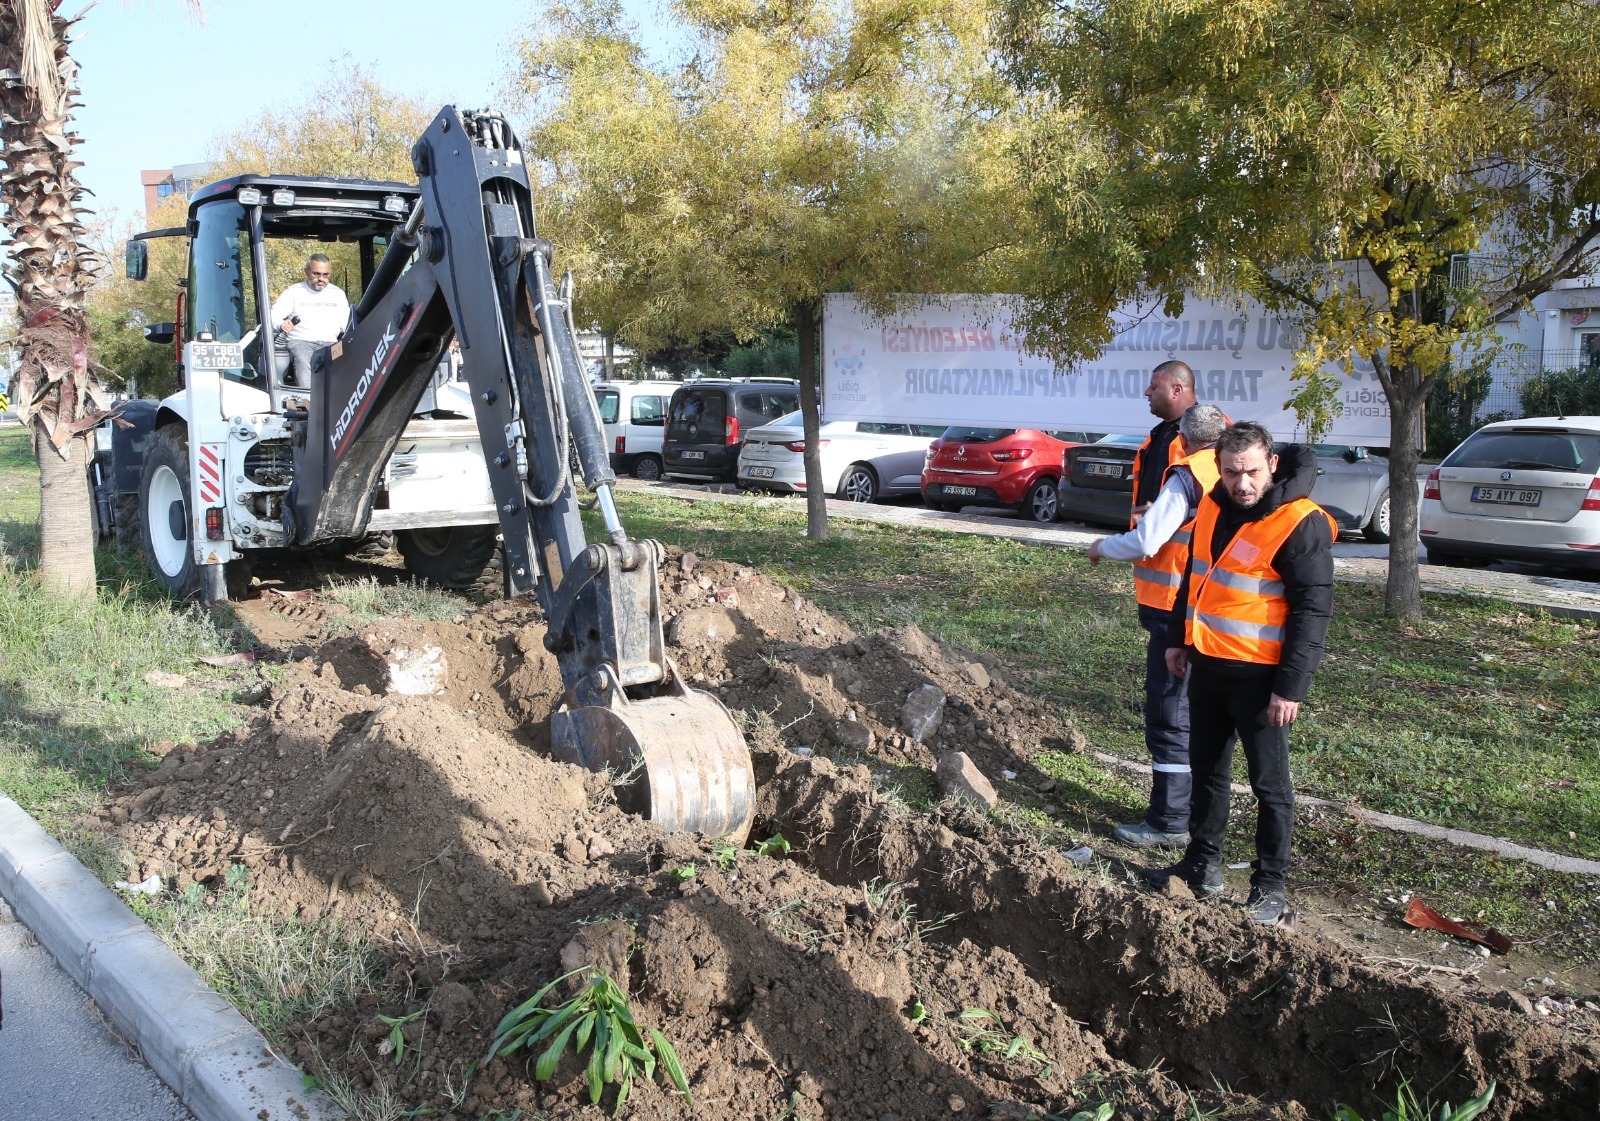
[
  {"xmin": 1140, "ymin": 857, "xmax": 1223, "ymax": 897},
  {"xmin": 1246, "ymin": 884, "xmax": 1289, "ymax": 924},
  {"xmin": 1112, "ymin": 821, "xmax": 1190, "ymax": 848}
]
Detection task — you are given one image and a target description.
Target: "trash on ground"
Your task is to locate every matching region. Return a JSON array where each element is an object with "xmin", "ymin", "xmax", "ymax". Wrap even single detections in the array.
[
  {"xmin": 1403, "ymin": 896, "xmax": 1513, "ymax": 954},
  {"xmin": 1064, "ymin": 846, "xmax": 1094, "ymax": 864},
  {"xmin": 198, "ymin": 651, "xmax": 258, "ymax": 666},
  {"xmin": 1227, "ymin": 861, "xmax": 1251, "ymax": 869},
  {"xmin": 114, "ymin": 875, "xmax": 164, "ymax": 895}
]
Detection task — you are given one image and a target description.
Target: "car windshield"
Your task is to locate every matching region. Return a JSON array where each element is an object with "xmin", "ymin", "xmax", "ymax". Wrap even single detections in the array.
[
  {"xmin": 943, "ymin": 426, "xmax": 1014, "ymax": 443},
  {"xmin": 1096, "ymin": 433, "xmax": 1145, "ymax": 445},
  {"xmin": 1445, "ymin": 429, "xmax": 1600, "ymax": 474}
]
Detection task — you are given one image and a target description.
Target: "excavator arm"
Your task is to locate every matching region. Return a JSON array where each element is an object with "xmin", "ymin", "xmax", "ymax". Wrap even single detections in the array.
[{"xmin": 285, "ymin": 106, "xmax": 753, "ymax": 839}]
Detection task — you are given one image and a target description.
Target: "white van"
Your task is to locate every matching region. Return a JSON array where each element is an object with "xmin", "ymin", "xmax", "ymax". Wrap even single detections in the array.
[{"xmin": 593, "ymin": 380, "xmax": 680, "ymax": 480}]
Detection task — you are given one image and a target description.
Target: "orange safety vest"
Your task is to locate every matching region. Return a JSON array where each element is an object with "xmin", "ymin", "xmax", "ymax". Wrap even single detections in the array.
[
  {"xmin": 1184, "ymin": 495, "xmax": 1337, "ymax": 665},
  {"xmin": 1132, "ymin": 441, "xmax": 1222, "ymax": 611}
]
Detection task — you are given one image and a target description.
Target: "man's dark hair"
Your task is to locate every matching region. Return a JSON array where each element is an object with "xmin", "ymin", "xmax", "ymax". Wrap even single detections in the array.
[
  {"xmin": 1216, "ymin": 421, "xmax": 1275, "ymax": 459},
  {"xmin": 1152, "ymin": 359, "xmax": 1194, "ymax": 390}
]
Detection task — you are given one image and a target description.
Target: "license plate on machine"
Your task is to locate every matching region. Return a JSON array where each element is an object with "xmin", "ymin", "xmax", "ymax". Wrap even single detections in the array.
[
  {"xmin": 1084, "ymin": 462, "xmax": 1124, "ymax": 478},
  {"xmin": 680, "ymin": 450, "xmax": 705, "ymax": 461},
  {"xmin": 945, "ymin": 485, "xmax": 977, "ymax": 497},
  {"xmin": 1471, "ymin": 486, "xmax": 1541, "ymax": 507},
  {"xmin": 746, "ymin": 466, "xmax": 775, "ymax": 478}
]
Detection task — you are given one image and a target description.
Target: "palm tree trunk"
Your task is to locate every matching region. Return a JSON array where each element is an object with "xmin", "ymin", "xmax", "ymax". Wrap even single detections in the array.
[
  {"xmin": 1, "ymin": 0, "xmax": 106, "ymax": 596},
  {"xmin": 35, "ymin": 425, "xmax": 95, "ymax": 592}
]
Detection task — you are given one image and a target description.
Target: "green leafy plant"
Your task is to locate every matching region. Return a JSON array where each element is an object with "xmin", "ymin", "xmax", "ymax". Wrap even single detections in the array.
[
  {"xmin": 670, "ymin": 863, "xmax": 698, "ymax": 883},
  {"xmin": 1331, "ymin": 1079, "xmax": 1496, "ymax": 1121},
  {"xmin": 754, "ymin": 833, "xmax": 792, "ymax": 857},
  {"xmin": 377, "ymin": 1009, "xmax": 426, "ymax": 1065},
  {"xmin": 713, "ymin": 842, "xmax": 741, "ymax": 871},
  {"xmin": 955, "ymin": 1008, "xmax": 1052, "ymax": 1073},
  {"xmin": 1068, "ymin": 1106, "xmax": 1116, "ymax": 1121},
  {"xmin": 486, "ymin": 966, "xmax": 690, "ymax": 1113},
  {"xmin": 907, "ymin": 999, "xmax": 929, "ymax": 1024}
]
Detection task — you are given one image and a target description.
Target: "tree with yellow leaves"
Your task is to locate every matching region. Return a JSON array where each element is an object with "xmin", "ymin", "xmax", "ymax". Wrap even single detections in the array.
[{"xmin": 513, "ymin": 0, "xmax": 1028, "ymax": 538}]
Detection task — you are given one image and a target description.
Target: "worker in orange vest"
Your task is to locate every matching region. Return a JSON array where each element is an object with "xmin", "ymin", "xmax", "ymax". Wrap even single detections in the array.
[
  {"xmin": 1088, "ymin": 403, "xmax": 1228, "ymax": 847},
  {"xmin": 1143, "ymin": 421, "xmax": 1335, "ymax": 925}
]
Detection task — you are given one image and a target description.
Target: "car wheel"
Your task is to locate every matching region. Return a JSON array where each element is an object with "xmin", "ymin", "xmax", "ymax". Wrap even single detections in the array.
[
  {"xmin": 632, "ymin": 455, "xmax": 663, "ymax": 481},
  {"xmin": 139, "ymin": 424, "xmax": 198, "ymax": 597},
  {"xmin": 837, "ymin": 464, "xmax": 878, "ymax": 503},
  {"xmin": 1363, "ymin": 489, "xmax": 1392, "ymax": 543},
  {"xmin": 1021, "ymin": 478, "xmax": 1059, "ymax": 523}
]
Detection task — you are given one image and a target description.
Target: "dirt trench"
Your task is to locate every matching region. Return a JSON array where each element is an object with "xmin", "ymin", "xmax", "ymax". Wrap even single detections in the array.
[{"xmin": 85, "ymin": 550, "xmax": 1600, "ymax": 1120}]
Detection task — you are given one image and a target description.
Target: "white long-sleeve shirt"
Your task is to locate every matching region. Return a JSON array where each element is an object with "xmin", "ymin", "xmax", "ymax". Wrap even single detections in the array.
[
  {"xmin": 1095, "ymin": 469, "xmax": 1202, "ymax": 561},
  {"xmin": 270, "ymin": 280, "xmax": 349, "ymax": 344}
]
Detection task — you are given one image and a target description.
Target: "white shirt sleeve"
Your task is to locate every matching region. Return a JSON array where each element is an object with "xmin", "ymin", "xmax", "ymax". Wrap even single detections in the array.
[
  {"xmin": 269, "ymin": 285, "xmax": 297, "ymax": 326},
  {"xmin": 1095, "ymin": 473, "xmax": 1194, "ymax": 562}
]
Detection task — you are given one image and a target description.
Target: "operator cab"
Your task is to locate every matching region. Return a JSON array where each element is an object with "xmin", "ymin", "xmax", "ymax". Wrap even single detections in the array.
[{"xmin": 127, "ymin": 174, "xmax": 420, "ymax": 401}]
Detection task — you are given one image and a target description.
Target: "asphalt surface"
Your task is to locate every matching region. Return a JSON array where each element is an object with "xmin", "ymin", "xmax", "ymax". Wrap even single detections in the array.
[{"xmin": 0, "ymin": 899, "xmax": 195, "ymax": 1121}]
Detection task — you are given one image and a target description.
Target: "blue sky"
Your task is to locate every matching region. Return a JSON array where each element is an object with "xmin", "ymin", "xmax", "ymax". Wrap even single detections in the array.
[{"xmin": 69, "ymin": 0, "xmax": 673, "ymax": 228}]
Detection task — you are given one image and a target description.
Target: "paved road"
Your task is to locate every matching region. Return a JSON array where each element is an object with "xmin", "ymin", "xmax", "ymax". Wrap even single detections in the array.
[{"xmin": 0, "ymin": 899, "xmax": 194, "ymax": 1121}]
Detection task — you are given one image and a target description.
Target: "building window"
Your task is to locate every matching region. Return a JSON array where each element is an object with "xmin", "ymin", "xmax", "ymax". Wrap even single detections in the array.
[{"xmin": 156, "ymin": 182, "xmax": 174, "ymax": 198}]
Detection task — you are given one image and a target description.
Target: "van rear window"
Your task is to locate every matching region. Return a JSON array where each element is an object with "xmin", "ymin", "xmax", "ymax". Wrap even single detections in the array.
[{"xmin": 595, "ymin": 389, "xmax": 619, "ymax": 424}]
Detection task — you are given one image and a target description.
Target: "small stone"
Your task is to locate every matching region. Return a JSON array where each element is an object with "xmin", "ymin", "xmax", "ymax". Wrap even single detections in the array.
[
  {"xmin": 667, "ymin": 606, "xmax": 740, "ymax": 651},
  {"xmin": 587, "ymin": 836, "xmax": 616, "ymax": 860},
  {"xmin": 963, "ymin": 663, "xmax": 991, "ymax": 690},
  {"xmin": 900, "ymin": 684, "xmax": 947, "ymax": 742},
  {"xmin": 1161, "ymin": 876, "xmax": 1196, "ymax": 901},
  {"xmin": 697, "ymin": 575, "xmax": 713, "ymax": 590},
  {"xmin": 1491, "ymin": 989, "xmax": 1534, "ymax": 1015},
  {"xmin": 936, "ymin": 752, "xmax": 997, "ymax": 809},
  {"xmin": 680, "ymin": 551, "xmax": 698, "ymax": 576},
  {"xmin": 949, "ymin": 1095, "xmax": 966, "ymax": 1113},
  {"xmin": 531, "ymin": 881, "xmax": 555, "ymax": 906},
  {"xmin": 837, "ymin": 722, "xmax": 875, "ymax": 752},
  {"xmin": 1035, "ymin": 778, "xmax": 1056, "ymax": 793},
  {"xmin": 714, "ymin": 587, "xmax": 740, "ymax": 610}
]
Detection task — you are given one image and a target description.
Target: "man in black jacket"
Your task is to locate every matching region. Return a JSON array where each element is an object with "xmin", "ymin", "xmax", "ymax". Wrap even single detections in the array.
[{"xmin": 1142, "ymin": 423, "xmax": 1335, "ymax": 924}]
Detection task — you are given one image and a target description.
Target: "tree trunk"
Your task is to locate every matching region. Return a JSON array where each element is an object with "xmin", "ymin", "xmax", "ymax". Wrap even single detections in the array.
[
  {"xmin": 1383, "ymin": 371, "xmax": 1427, "ymax": 624},
  {"xmin": 795, "ymin": 299, "xmax": 828, "ymax": 541},
  {"xmin": 35, "ymin": 425, "xmax": 96, "ymax": 594}
]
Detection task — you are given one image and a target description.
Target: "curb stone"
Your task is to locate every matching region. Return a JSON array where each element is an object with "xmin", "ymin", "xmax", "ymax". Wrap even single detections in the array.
[{"xmin": 0, "ymin": 794, "xmax": 344, "ymax": 1121}]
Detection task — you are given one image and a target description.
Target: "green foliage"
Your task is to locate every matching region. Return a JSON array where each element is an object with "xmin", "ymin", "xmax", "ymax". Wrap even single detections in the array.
[
  {"xmin": 1425, "ymin": 365, "xmax": 1498, "ymax": 458},
  {"xmin": 1330, "ymin": 1079, "xmax": 1495, "ymax": 1121},
  {"xmin": 753, "ymin": 833, "xmax": 791, "ymax": 858},
  {"xmin": 87, "ymin": 305, "xmax": 180, "ymax": 400},
  {"xmin": 712, "ymin": 841, "xmax": 741, "ymax": 871},
  {"xmin": 487, "ymin": 967, "xmax": 690, "ymax": 1113},
  {"xmin": 377, "ymin": 1009, "xmax": 427, "ymax": 1066},
  {"xmin": 1518, "ymin": 366, "xmax": 1600, "ymax": 420},
  {"xmin": 721, "ymin": 329, "xmax": 798, "ymax": 379},
  {"xmin": 510, "ymin": 0, "xmax": 1027, "ymax": 353},
  {"xmin": 954, "ymin": 1008, "xmax": 1052, "ymax": 1072},
  {"xmin": 670, "ymin": 863, "xmax": 698, "ymax": 883}
]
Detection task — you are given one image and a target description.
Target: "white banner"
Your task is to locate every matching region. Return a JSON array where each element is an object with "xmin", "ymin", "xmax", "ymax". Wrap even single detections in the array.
[{"xmin": 822, "ymin": 294, "xmax": 1393, "ymax": 444}]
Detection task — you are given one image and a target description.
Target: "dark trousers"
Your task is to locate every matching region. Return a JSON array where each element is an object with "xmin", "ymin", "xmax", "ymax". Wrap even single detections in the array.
[
  {"xmin": 1181, "ymin": 662, "xmax": 1294, "ymax": 889},
  {"xmin": 1139, "ymin": 605, "xmax": 1190, "ymax": 833}
]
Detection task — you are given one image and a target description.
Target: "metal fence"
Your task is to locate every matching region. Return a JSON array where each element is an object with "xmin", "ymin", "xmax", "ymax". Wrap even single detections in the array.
[{"xmin": 1476, "ymin": 349, "xmax": 1600, "ymax": 421}]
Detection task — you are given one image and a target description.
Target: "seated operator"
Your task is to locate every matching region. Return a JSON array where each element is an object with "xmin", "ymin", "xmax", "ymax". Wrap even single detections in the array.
[{"xmin": 270, "ymin": 253, "xmax": 349, "ymax": 386}]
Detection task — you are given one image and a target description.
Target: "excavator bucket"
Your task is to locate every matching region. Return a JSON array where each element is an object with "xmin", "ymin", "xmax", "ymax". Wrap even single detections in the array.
[{"xmin": 550, "ymin": 681, "xmax": 755, "ymax": 843}]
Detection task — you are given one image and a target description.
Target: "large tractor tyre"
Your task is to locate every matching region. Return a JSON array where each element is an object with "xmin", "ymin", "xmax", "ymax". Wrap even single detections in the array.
[
  {"xmin": 396, "ymin": 525, "xmax": 500, "ymax": 589},
  {"xmin": 836, "ymin": 463, "xmax": 879, "ymax": 503},
  {"xmin": 139, "ymin": 425, "xmax": 199, "ymax": 597},
  {"xmin": 1363, "ymin": 489, "xmax": 1392, "ymax": 544},
  {"xmin": 113, "ymin": 493, "xmax": 142, "ymax": 553}
]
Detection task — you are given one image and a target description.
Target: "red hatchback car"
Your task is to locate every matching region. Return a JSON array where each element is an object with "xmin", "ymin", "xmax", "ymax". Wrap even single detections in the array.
[{"xmin": 922, "ymin": 426, "xmax": 1097, "ymax": 522}]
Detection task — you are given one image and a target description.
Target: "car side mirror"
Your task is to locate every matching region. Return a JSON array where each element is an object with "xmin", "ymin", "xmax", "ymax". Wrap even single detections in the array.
[
  {"xmin": 143, "ymin": 322, "xmax": 175, "ymax": 345},
  {"xmin": 125, "ymin": 240, "xmax": 148, "ymax": 281}
]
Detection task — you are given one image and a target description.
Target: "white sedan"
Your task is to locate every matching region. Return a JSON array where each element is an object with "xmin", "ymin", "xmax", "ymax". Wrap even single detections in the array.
[
  {"xmin": 737, "ymin": 412, "xmax": 946, "ymax": 502},
  {"xmin": 1421, "ymin": 415, "xmax": 1600, "ymax": 570}
]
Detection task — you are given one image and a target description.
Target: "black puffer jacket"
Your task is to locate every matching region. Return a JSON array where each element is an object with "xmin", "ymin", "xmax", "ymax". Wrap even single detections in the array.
[{"xmin": 1165, "ymin": 444, "xmax": 1335, "ymax": 701}]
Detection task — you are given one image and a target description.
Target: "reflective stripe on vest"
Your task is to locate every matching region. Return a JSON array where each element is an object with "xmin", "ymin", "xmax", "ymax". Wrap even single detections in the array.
[
  {"xmin": 1132, "ymin": 439, "xmax": 1222, "ymax": 611},
  {"xmin": 1183, "ymin": 495, "xmax": 1336, "ymax": 665}
]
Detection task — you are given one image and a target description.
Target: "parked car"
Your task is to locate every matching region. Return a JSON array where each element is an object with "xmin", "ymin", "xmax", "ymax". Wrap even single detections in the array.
[
  {"xmin": 1056, "ymin": 437, "xmax": 1392, "ymax": 541},
  {"xmin": 921, "ymin": 427, "xmax": 1099, "ymax": 523},
  {"xmin": 662, "ymin": 378, "xmax": 803, "ymax": 483},
  {"xmin": 1056, "ymin": 433, "xmax": 1146, "ymax": 527},
  {"xmin": 1420, "ymin": 415, "xmax": 1600, "ymax": 570},
  {"xmin": 737, "ymin": 412, "xmax": 946, "ymax": 501},
  {"xmin": 593, "ymin": 379, "xmax": 679, "ymax": 480}
]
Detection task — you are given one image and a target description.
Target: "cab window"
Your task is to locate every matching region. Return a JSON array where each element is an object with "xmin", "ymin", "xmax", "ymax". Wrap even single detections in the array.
[{"xmin": 631, "ymin": 394, "xmax": 665, "ymax": 425}]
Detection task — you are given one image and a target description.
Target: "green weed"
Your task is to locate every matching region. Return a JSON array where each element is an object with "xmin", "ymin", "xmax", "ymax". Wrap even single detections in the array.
[
  {"xmin": 1330, "ymin": 1078, "xmax": 1495, "ymax": 1121},
  {"xmin": 486, "ymin": 967, "xmax": 690, "ymax": 1114}
]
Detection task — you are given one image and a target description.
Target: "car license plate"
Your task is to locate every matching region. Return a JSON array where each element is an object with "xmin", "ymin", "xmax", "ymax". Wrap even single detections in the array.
[
  {"xmin": 680, "ymin": 450, "xmax": 705, "ymax": 461},
  {"xmin": 945, "ymin": 485, "xmax": 978, "ymax": 497},
  {"xmin": 1084, "ymin": 462, "xmax": 1124, "ymax": 478},
  {"xmin": 746, "ymin": 466, "xmax": 775, "ymax": 478},
  {"xmin": 1471, "ymin": 486, "xmax": 1541, "ymax": 506}
]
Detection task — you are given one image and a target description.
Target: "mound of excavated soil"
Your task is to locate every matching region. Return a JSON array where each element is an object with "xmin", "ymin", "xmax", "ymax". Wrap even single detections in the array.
[{"xmin": 88, "ymin": 550, "xmax": 1600, "ymax": 1120}]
